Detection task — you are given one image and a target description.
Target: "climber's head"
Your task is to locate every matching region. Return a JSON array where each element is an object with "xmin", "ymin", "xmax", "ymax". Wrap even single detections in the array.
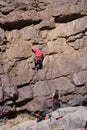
[
  {"xmin": 38, "ymin": 45, "xmax": 43, "ymax": 50},
  {"xmin": 55, "ymin": 89, "xmax": 59, "ymax": 93}
]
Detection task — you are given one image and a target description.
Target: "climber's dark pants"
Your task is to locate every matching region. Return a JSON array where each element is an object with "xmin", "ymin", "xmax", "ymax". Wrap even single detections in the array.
[
  {"xmin": 33, "ymin": 56, "xmax": 43, "ymax": 69},
  {"xmin": 52, "ymin": 103, "xmax": 60, "ymax": 111}
]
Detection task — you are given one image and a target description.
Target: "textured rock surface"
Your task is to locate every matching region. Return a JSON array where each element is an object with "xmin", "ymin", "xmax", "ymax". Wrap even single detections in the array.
[
  {"xmin": 7, "ymin": 107, "xmax": 87, "ymax": 130},
  {"xmin": 0, "ymin": 0, "xmax": 87, "ymax": 119}
]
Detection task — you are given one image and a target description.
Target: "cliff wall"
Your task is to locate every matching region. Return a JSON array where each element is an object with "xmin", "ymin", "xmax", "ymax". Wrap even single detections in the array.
[{"xmin": 0, "ymin": 0, "xmax": 87, "ymax": 119}]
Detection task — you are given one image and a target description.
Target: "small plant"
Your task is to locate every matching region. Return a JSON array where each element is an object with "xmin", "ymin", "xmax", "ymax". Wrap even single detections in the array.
[
  {"xmin": 18, "ymin": 112, "xmax": 36, "ymax": 120},
  {"xmin": 49, "ymin": 121, "xmax": 58, "ymax": 130}
]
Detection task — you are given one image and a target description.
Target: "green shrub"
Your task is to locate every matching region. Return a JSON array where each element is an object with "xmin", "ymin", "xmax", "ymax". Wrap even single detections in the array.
[{"xmin": 49, "ymin": 121, "xmax": 58, "ymax": 130}]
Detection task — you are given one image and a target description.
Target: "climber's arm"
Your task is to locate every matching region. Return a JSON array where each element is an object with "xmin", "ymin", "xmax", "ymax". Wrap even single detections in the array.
[{"xmin": 30, "ymin": 44, "xmax": 35, "ymax": 53}]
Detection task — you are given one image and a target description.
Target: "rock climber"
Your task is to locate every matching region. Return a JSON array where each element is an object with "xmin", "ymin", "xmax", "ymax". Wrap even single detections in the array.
[
  {"xmin": 31, "ymin": 44, "xmax": 44, "ymax": 70},
  {"xmin": 52, "ymin": 89, "xmax": 61, "ymax": 111}
]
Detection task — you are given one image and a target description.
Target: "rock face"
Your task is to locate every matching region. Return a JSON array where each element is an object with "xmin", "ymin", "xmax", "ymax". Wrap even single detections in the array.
[{"xmin": 0, "ymin": 0, "xmax": 87, "ymax": 119}]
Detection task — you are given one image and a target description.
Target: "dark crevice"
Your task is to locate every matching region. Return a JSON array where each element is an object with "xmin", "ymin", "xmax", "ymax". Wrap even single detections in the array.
[
  {"xmin": 14, "ymin": 56, "xmax": 30, "ymax": 62},
  {"xmin": 17, "ymin": 82, "xmax": 30, "ymax": 88},
  {"xmin": 76, "ymin": 84, "xmax": 85, "ymax": 87},
  {"xmin": 0, "ymin": 19, "xmax": 42, "ymax": 31},
  {"xmin": 16, "ymin": 98, "xmax": 32, "ymax": 107},
  {"xmin": 73, "ymin": 100, "xmax": 87, "ymax": 106},
  {"xmin": 46, "ymin": 52, "xmax": 58, "ymax": 56},
  {"xmin": 63, "ymin": 93, "xmax": 71, "ymax": 96},
  {"xmin": 5, "ymin": 111, "xmax": 16, "ymax": 120},
  {"xmin": 39, "ymin": 25, "xmax": 55, "ymax": 30},
  {"xmin": 54, "ymin": 13, "xmax": 85, "ymax": 23},
  {"xmin": 68, "ymin": 29, "xmax": 87, "ymax": 38}
]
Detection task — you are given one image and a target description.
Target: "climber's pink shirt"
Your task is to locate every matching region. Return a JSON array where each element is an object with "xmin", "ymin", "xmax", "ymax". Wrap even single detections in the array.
[{"xmin": 32, "ymin": 48, "xmax": 43, "ymax": 57}]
